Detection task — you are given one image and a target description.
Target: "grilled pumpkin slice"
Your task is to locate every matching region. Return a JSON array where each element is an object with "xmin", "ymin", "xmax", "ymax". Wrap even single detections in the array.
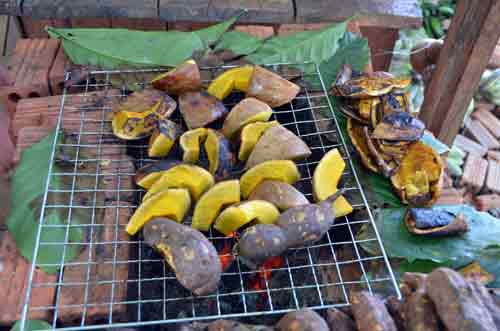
[
  {"xmin": 221, "ymin": 98, "xmax": 273, "ymax": 138},
  {"xmin": 204, "ymin": 129, "xmax": 235, "ymax": 180},
  {"xmin": 238, "ymin": 121, "xmax": 279, "ymax": 161},
  {"xmin": 135, "ymin": 159, "xmax": 181, "ymax": 189},
  {"xmin": 246, "ymin": 66, "xmax": 300, "ymax": 107},
  {"xmin": 248, "ymin": 180, "xmax": 308, "ymax": 211},
  {"xmin": 147, "ymin": 119, "xmax": 183, "ymax": 157},
  {"xmin": 347, "ymin": 118, "xmax": 379, "ymax": 173},
  {"xmin": 180, "ymin": 128, "xmax": 208, "ymax": 163},
  {"xmin": 372, "ymin": 111, "xmax": 425, "ymax": 142},
  {"xmin": 240, "ymin": 160, "xmax": 300, "ymax": 198},
  {"xmin": 151, "ymin": 60, "xmax": 202, "ymax": 95},
  {"xmin": 179, "ymin": 91, "xmax": 228, "ymax": 129},
  {"xmin": 207, "ymin": 66, "xmax": 255, "ymax": 100}
]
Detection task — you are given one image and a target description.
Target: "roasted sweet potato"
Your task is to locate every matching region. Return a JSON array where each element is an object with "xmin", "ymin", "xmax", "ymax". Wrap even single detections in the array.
[
  {"xmin": 350, "ymin": 291, "xmax": 397, "ymax": 331},
  {"xmin": 143, "ymin": 218, "xmax": 221, "ymax": 295},
  {"xmin": 236, "ymin": 224, "xmax": 288, "ymax": 267},
  {"xmin": 246, "ymin": 66, "xmax": 300, "ymax": 107},
  {"xmin": 326, "ymin": 308, "xmax": 356, "ymax": 331},
  {"xmin": 372, "ymin": 111, "xmax": 425, "ymax": 142},
  {"xmin": 179, "ymin": 91, "xmax": 228, "ymax": 129},
  {"xmin": 180, "ymin": 128, "xmax": 208, "ymax": 163},
  {"xmin": 405, "ymin": 208, "xmax": 469, "ymax": 236},
  {"xmin": 245, "ymin": 125, "xmax": 311, "ymax": 169},
  {"xmin": 221, "ymin": 98, "xmax": 273, "ymax": 138},
  {"xmin": 126, "ymin": 188, "xmax": 191, "ymax": 235},
  {"xmin": 240, "ymin": 160, "xmax": 300, "ymax": 198},
  {"xmin": 204, "ymin": 129, "xmax": 235, "ymax": 180},
  {"xmin": 276, "ymin": 309, "xmax": 329, "ymax": 331},
  {"xmin": 134, "ymin": 159, "xmax": 180, "ymax": 189},
  {"xmin": 142, "ymin": 164, "xmax": 214, "ymax": 201},
  {"xmin": 151, "ymin": 60, "xmax": 202, "ymax": 95},
  {"xmin": 248, "ymin": 180, "xmax": 308, "ymax": 211},
  {"xmin": 207, "ymin": 66, "xmax": 255, "ymax": 100},
  {"xmin": 147, "ymin": 119, "xmax": 183, "ymax": 157},
  {"xmin": 238, "ymin": 120, "xmax": 279, "ymax": 161},
  {"xmin": 192, "ymin": 180, "xmax": 241, "ymax": 231}
]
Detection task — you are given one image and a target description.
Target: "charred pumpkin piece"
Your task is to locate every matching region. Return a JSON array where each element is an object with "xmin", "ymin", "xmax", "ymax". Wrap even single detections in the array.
[
  {"xmin": 180, "ymin": 128, "xmax": 208, "ymax": 163},
  {"xmin": 240, "ymin": 160, "xmax": 300, "ymax": 198},
  {"xmin": 338, "ymin": 104, "xmax": 371, "ymax": 125},
  {"xmin": 112, "ymin": 107, "xmax": 158, "ymax": 140},
  {"xmin": 380, "ymin": 91, "xmax": 411, "ymax": 115},
  {"xmin": 204, "ymin": 129, "xmax": 235, "ymax": 180},
  {"xmin": 246, "ymin": 66, "xmax": 300, "ymax": 107},
  {"xmin": 192, "ymin": 180, "xmax": 241, "ymax": 231},
  {"xmin": 214, "ymin": 200, "xmax": 280, "ymax": 235},
  {"xmin": 313, "ymin": 149, "xmax": 353, "ymax": 217},
  {"xmin": 245, "ymin": 125, "xmax": 311, "ymax": 169},
  {"xmin": 147, "ymin": 119, "xmax": 183, "ymax": 157},
  {"xmin": 154, "ymin": 94, "xmax": 177, "ymax": 120},
  {"xmin": 125, "ymin": 188, "xmax": 191, "ymax": 235},
  {"xmin": 238, "ymin": 121, "xmax": 279, "ymax": 161},
  {"xmin": 391, "ymin": 141, "xmax": 444, "ymax": 206},
  {"xmin": 135, "ymin": 159, "xmax": 181, "ymax": 189},
  {"xmin": 359, "ymin": 97, "xmax": 380, "ymax": 120},
  {"xmin": 221, "ymin": 98, "xmax": 273, "ymax": 138},
  {"xmin": 143, "ymin": 218, "xmax": 221, "ymax": 295},
  {"xmin": 347, "ymin": 118, "xmax": 379, "ymax": 173},
  {"xmin": 377, "ymin": 140, "xmax": 410, "ymax": 159},
  {"xmin": 248, "ymin": 180, "xmax": 308, "ymax": 211},
  {"xmin": 151, "ymin": 60, "xmax": 202, "ymax": 95},
  {"xmin": 207, "ymin": 66, "xmax": 255, "ymax": 100},
  {"xmin": 142, "ymin": 164, "xmax": 214, "ymax": 201},
  {"xmin": 332, "ymin": 70, "xmax": 411, "ymax": 98},
  {"xmin": 179, "ymin": 91, "xmax": 229, "ymax": 129},
  {"xmin": 372, "ymin": 111, "xmax": 425, "ymax": 142},
  {"xmin": 364, "ymin": 126, "xmax": 399, "ymax": 177},
  {"xmin": 405, "ymin": 209, "xmax": 469, "ymax": 236}
]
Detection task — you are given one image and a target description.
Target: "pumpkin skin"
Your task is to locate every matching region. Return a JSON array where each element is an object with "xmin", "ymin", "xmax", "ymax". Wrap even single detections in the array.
[
  {"xmin": 221, "ymin": 97, "xmax": 273, "ymax": 139},
  {"xmin": 238, "ymin": 121, "xmax": 279, "ymax": 161},
  {"xmin": 179, "ymin": 128, "xmax": 208, "ymax": 163},
  {"xmin": 179, "ymin": 91, "xmax": 228, "ymax": 130},
  {"xmin": 134, "ymin": 159, "xmax": 181, "ymax": 189},
  {"xmin": 246, "ymin": 66, "xmax": 300, "ymax": 107},
  {"xmin": 204, "ymin": 129, "xmax": 235, "ymax": 180},
  {"xmin": 147, "ymin": 119, "xmax": 183, "ymax": 158},
  {"xmin": 151, "ymin": 60, "xmax": 202, "ymax": 95}
]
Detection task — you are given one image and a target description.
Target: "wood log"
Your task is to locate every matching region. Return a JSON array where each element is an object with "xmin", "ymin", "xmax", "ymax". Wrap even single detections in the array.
[
  {"xmin": 486, "ymin": 160, "xmax": 500, "ymax": 194},
  {"xmin": 359, "ymin": 26, "xmax": 399, "ymax": 71},
  {"xmin": 419, "ymin": 0, "xmax": 500, "ymax": 145},
  {"xmin": 453, "ymin": 134, "xmax": 488, "ymax": 157},
  {"xmin": 460, "ymin": 154, "xmax": 488, "ymax": 193}
]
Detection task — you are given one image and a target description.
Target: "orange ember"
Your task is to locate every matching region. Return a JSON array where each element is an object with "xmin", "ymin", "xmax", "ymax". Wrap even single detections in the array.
[
  {"xmin": 219, "ymin": 239, "xmax": 235, "ymax": 271},
  {"xmin": 250, "ymin": 256, "xmax": 285, "ymax": 291}
]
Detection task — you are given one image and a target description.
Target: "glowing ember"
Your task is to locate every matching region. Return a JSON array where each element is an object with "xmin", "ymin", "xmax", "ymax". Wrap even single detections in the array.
[
  {"xmin": 219, "ymin": 238, "xmax": 236, "ymax": 271},
  {"xmin": 250, "ymin": 256, "xmax": 285, "ymax": 291}
]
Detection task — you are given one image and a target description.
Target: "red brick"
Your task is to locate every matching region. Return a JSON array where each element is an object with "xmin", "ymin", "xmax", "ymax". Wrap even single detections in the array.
[
  {"xmin": 460, "ymin": 154, "xmax": 488, "ymax": 193},
  {"xmin": 471, "ymin": 109, "xmax": 500, "ymax": 139},
  {"xmin": 486, "ymin": 160, "xmax": 500, "ymax": 194},
  {"xmin": 234, "ymin": 25, "xmax": 274, "ymax": 39},
  {"xmin": 464, "ymin": 119, "xmax": 500, "ymax": 150},
  {"xmin": 453, "ymin": 134, "xmax": 488, "ymax": 157}
]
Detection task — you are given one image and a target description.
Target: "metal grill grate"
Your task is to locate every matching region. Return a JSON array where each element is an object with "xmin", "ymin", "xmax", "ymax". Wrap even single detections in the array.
[{"xmin": 20, "ymin": 63, "xmax": 400, "ymax": 331}]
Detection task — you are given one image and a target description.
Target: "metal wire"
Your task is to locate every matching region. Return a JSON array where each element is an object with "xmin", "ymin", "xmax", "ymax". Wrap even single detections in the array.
[{"xmin": 20, "ymin": 63, "xmax": 400, "ymax": 331}]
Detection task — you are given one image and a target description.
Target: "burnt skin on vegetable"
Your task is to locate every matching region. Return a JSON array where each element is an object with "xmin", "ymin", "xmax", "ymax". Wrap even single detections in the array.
[{"xmin": 405, "ymin": 208, "xmax": 469, "ymax": 236}]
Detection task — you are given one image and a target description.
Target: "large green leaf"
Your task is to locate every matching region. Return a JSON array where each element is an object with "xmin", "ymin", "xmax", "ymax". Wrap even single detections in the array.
[
  {"xmin": 245, "ymin": 20, "xmax": 348, "ymax": 64},
  {"xmin": 214, "ymin": 30, "xmax": 263, "ymax": 56},
  {"xmin": 194, "ymin": 14, "xmax": 242, "ymax": 48},
  {"xmin": 12, "ymin": 320, "xmax": 51, "ymax": 331}
]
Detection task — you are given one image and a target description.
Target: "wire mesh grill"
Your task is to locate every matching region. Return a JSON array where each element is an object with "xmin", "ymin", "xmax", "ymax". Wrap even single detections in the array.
[{"xmin": 20, "ymin": 63, "xmax": 400, "ymax": 331}]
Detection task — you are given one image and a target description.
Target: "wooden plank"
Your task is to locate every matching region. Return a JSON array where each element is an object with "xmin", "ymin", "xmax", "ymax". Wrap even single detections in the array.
[
  {"xmin": 48, "ymin": 45, "xmax": 70, "ymax": 95},
  {"xmin": 111, "ymin": 18, "xmax": 166, "ymax": 30},
  {"xmin": 486, "ymin": 160, "xmax": 500, "ymax": 194},
  {"xmin": 419, "ymin": 0, "xmax": 500, "ymax": 146},
  {"xmin": 70, "ymin": 18, "xmax": 111, "ymax": 28},
  {"xmin": 295, "ymin": 0, "xmax": 422, "ymax": 29},
  {"xmin": 461, "ymin": 154, "xmax": 488, "ymax": 193},
  {"xmin": 360, "ymin": 26, "xmax": 399, "ymax": 71},
  {"xmin": 159, "ymin": 0, "xmax": 294, "ymax": 24},
  {"xmin": 453, "ymin": 134, "xmax": 488, "ymax": 157},
  {"xmin": 464, "ymin": 119, "xmax": 500, "ymax": 150},
  {"xmin": 488, "ymin": 45, "xmax": 500, "ymax": 69},
  {"xmin": 23, "ymin": 0, "xmax": 157, "ymax": 19},
  {"xmin": 0, "ymin": 15, "xmax": 8, "ymax": 56},
  {"xmin": 22, "ymin": 17, "xmax": 71, "ymax": 38},
  {"xmin": 0, "ymin": 0, "xmax": 21, "ymax": 16},
  {"xmin": 471, "ymin": 108, "xmax": 500, "ymax": 139}
]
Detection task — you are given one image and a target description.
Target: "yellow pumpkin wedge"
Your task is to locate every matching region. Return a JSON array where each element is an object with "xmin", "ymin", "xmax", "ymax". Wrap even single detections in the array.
[
  {"xmin": 240, "ymin": 160, "xmax": 300, "ymax": 198},
  {"xmin": 221, "ymin": 98, "xmax": 273, "ymax": 138},
  {"xmin": 126, "ymin": 189, "xmax": 191, "ymax": 235},
  {"xmin": 143, "ymin": 164, "xmax": 214, "ymax": 201},
  {"xmin": 147, "ymin": 119, "xmax": 182, "ymax": 157},
  {"xmin": 204, "ymin": 129, "xmax": 235, "ymax": 180},
  {"xmin": 207, "ymin": 66, "xmax": 255, "ymax": 100},
  {"xmin": 312, "ymin": 149, "xmax": 353, "ymax": 217},
  {"xmin": 135, "ymin": 159, "xmax": 181, "ymax": 189},
  {"xmin": 192, "ymin": 180, "xmax": 241, "ymax": 231},
  {"xmin": 112, "ymin": 106, "xmax": 158, "ymax": 140},
  {"xmin": 214, "ymin": 200, "xmax": 280, "ymax": 235},
  {"xmin": 180, "ymin": 128, "xmax": 208, "ymax": 163},
  {"xmin": 238, "ymin": 121, "xmax": 279, "ymax": 161},
  {"xmin": 151, "ymin": 59, "xmax": 202, "ymax": 95}
]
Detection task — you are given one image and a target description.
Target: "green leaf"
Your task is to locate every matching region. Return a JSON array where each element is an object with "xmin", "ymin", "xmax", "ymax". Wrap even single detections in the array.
[
  {"xmin": 214, "ymin": 30, "xmax": 263, "ymax": 56},
  {"xmin": 246, "ymin": 20, "xmax": 348, "ymax": 64},
  {"xmin": 11, "ymin": 320, "xmax": 52, "ymax": 331},
  {"xmin": 194, "ymin": 13, "xmax": 242, "ymax": 48}
]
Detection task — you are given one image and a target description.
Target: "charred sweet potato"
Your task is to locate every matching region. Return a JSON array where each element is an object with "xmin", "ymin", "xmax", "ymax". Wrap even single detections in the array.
[
  {"xmin": 391, "ymin": 141, "xmax": 444, "ymax": 206},
  {"xmin": 179, "ymin": 91, "xmax": 228, "ymax": 129},
  {"xmin": 240, "ymin": 160, "xmax": 300, "ymax": 198},
  {"xmin": 276, "ymin": 309, "xmax": 329, "ymax": 331},
  {"xmin": 372, "ymin": 111, "xmax": 425, "ymax": 142},
  {"xmin": 347, "ymin": 118, "xmax": 379, "ymax": 173},
  {"xmin": 245, "ymin": 125, "xmax": 311, "ymax": 169},
  {"xmin": 126, "ymin": 188, "xmax": 191, "ymax": 235},
  {"xmin": 134, "ymin": 159, "xmax": 180, "ymax": 189},
  {"xmin": 404, "ymin": 208, "xmax": 468, "ymax": 236},
  {"xmin": 248, "ymin": 180, "xmax": 308, "ymax": 211},
  {"xmin": 313, "ymin": 148, "xmax": 353, "ymax": 217},
  {"xmin": 143, "ymin": 218, "xmax": 221, "ymax": 295},
  {"xmin": 214, "ymin": 200, "xmax": 280, "ymax": 235},
  {"xmin": 238, "ymin": 121, "xmax": 279, "ymax": 161},
  {"xmin": 151, "ymin": 60, "xmax": 202, "ymax": 95},
  {"xmin": 326, "ymin": 308, "xmax": 356, "ymax": 331},
  {"xmin": 221, "ymin": 98, "xmax": 273, "ymax": 138},
  {"xmin": 180, "ymin": 128, "xmax": 208, "ymax": 163},
  {"xmin": 147, "ymin": 119, "xmax": 183, "ymax": 157},
  {"xmin": 236, "ymin": 224, "xmax": 288, "ymax": 267},
  {"xmin": 142, "ymin": 164, "xmax": 214, "ymax": 201},
  {"xmin": 204, "ymin": 129, "xmax": 235, "ymax": 180},
  {"xmin": 207, "ymin": 66, "xmax": 255, "ymax": 100},
  {"xmin": 192, "ymin": 180, "xmax": 241, "ymax": 231},
  {"xmin": 246, "ymin": 66, "xmax": 300, "ymax": 107},
  {"xmin": 350, "ymin": 291, "xmax": 398, "ymax": 331}
]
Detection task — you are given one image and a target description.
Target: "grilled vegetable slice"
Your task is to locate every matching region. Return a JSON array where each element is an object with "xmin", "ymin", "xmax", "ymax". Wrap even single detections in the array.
[
  {"xmin": 126, "ymin": 189, "xmax": 191, "ymax": 235},
  {"xmin": 180, "ymin": 128, "xmax": 208, "ymax": 163},
  {"xmin": 142, "ymin": 164, "xmax": 214, "ymax": 201},
  {"xmin": 236, "ymin": 224, "xmax": 288, "ymax": 267},
  {"xmin": 246, "ymin": 66, "xmax": 300, "ymax": 107},
  {"xmin": 245, "ymin": 125, "xmax": 311, "ymax": 169},
  {"xmin": 179, "ymin": 91, "xmax": 228, "ymax": 129},
  {"xmin": 214, "ymin": 200, "xmax": 280, "ymax": 235},
  {"xmin": 221, "ymin": 98, "xmax": 273, "ymax": 138},
  {"xmin": 277, "ymin": 309, "xmax": 329, "ymax": 331},
  {"xmin": 238, "ymin": 121, "xmax": 279, "ymax": 161},
  {"xmin": 313, "ymin": 149, "xmax": 353, "ymax": 217},
  {"xmin": 204, "ymin": 129, "xmax": 235, "ymax": 180},
  {"xmin": 240, "ymin": 160, "xmax": 300, "ymax": 198},
  {"xmin": 391, "ymin": 141, "xmax": 444, "ymax": 206},
  {"xmin": 151, "ymin": 60, "xmax": 202, "ymax": 95},
  {"xmin": 154, "ymin": 94, "xmax": 177, "ymax": 120},
  {"xmin": 332, "ymin": 69, "xmax": 411, "ymax": 98},
  {"xmin": 112, "ymin": 106, "xmax": 158, "ymax": 140},
  {"xmin": 207, "ymin": 65, "xmax": 255, "ymax": 100},
  {"xmin": 347, "ymin": 118, "xmax": 379, "ymax": 173},
  {"xmin": 405, "ymin": 208, "xmax": 469, "ymax": 236},
  {"xmin": 134, "ymin": 159, "xmax": 181, "ymax": 189},
  {"xmin": 192, "ymin": 180, "xmax": 241, "ymax": 231},
  {"xmin": 147, "ymin": 119, "xmax": 182, "ymax": 157},
  {"xmin": 143, "ymin": 218, "xmax": 221, "ymax": 295},
  {"xmin": 372, "ymin": 111, "xmax": 425, "ymax": 141},
  {"xmin": 248, "ymin": 180, "xmax": 308, "ymax": 211}
]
